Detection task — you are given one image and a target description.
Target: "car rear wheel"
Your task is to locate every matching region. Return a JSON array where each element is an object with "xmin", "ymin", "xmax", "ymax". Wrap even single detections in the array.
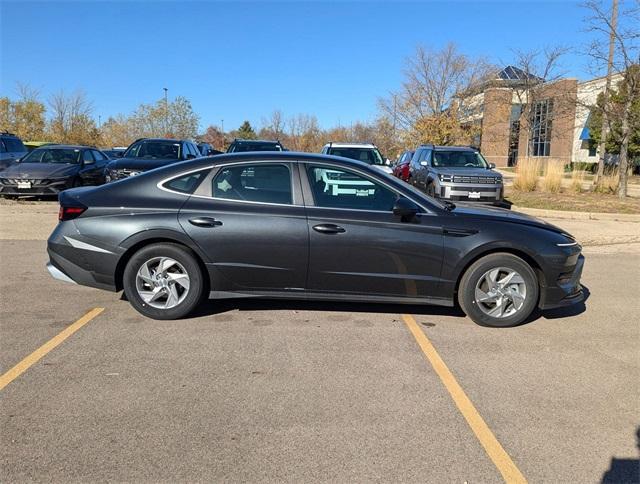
[
  {"xmin": 458, "ymin": 253, "xmax": 538, "ymax": 327},
  {"xmin": 123, "ymin": 243, "xmax": 205, "ymax": 320}
]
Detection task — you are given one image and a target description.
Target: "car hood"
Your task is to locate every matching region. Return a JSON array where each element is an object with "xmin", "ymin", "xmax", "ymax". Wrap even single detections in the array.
[
  {"xmin": 0, "ymin": 162, "xmax": 78, "ymax": 178},
  {"xmin": 106, "ymin": 157, "xmax": 180, "ymax": 171},
  {"xmin": 433, "ymin": 167, "xmax": 501, "ymax": 178},
  {"xmin": 451, "ymin": 204, "xmax": 569, "ymax": 236}
]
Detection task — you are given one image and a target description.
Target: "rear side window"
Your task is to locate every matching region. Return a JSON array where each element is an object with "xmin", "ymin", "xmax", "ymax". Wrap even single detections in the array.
[
  {"xmin": 163, "ymin": 170, "xmax": 208, "ymax": 194},
  {"xmin": 212, "ymin": 164, "xmax": 292, "ymax": 204}
]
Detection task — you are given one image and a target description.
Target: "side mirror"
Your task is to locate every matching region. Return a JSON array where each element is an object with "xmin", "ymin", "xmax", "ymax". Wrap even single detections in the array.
[
  {"xmin": 420, "ymin": 161, "xmax": 428, "ymax": 167},
  {"xmin": 385, "ymin": 158, "xmax": 391, "ymax": 166},
  {"xmin": 488, "ymin": 162, "xmax": 496, "ymax": 169},
  {"xmin": 393, "ymin": 197, "xmax": 419, "ymax": 222}
]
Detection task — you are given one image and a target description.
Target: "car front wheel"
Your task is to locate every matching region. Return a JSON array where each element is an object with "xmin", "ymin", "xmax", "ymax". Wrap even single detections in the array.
[
  {"xmin": 458, "ymin": 253, "xmax": 539, "ymax": 327},
  {"xmin": 123, "ymin": 243, "xmax": 205, "ymax": 320}
]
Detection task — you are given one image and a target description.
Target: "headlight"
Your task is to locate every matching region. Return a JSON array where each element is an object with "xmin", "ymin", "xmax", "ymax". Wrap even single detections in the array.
[
  {"xmin": 556, "ymin": 232, "xmax": 578, "ymax": 247},
  {"xmin": 438, "ymin": 174, "xmax": 453, "ymax": 182}
]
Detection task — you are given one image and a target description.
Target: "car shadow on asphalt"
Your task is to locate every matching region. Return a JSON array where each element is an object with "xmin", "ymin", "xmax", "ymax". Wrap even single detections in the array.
[
  {"xmin": 190, "ymin": 298, "xmax": 468, "ymax": 320},
  {"xmin": 601, "ymin": 427, "xmax": 640, "ymax": 483}
]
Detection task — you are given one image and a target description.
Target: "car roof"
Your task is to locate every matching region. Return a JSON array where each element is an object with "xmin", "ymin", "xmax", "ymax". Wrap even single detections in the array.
[
  {"xmin": 325, "ymin": 142, "xmax": 376, "ymax": 148},
  {"xmin": 135, "ymin": 138, "xmax": 188, "ymax": 143},
  {"xmin": 34, "ymin": 144, "xmax": 92, "ymax": 150},
  {"xmin": 420, "ymin": 145, "xmax": 479, "ymax": 152},
  {"xmin": 232, "ymin": 139, "xmax": 281, "ymax": 144}
]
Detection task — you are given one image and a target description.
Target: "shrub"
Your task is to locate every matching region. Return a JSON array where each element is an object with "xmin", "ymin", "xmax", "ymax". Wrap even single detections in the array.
[
  {"xmin": 513, "ymin": 157, "xmax": 541, "ymax": 192},
  {"xmin": 594, "ymin": 167, "xmax": 620, "ymax": 194},
  {"xmin": 542, "ymin": 160, "xmax": 565, "ymax": 193}
]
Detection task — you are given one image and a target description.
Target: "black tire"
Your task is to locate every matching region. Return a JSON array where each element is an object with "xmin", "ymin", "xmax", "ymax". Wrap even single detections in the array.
[
  {"xmin": 458, "ymin": 253, "xmax": 539, "ymax": 327},
  {"xmin": 123, "ymin": 243, "xmax": 205, "ymax": 320}
]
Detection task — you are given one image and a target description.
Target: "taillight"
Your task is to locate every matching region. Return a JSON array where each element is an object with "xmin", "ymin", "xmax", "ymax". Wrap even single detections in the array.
[{"xmin": 58, "ymin": 205, "xmax": 86, "ymax": 221}]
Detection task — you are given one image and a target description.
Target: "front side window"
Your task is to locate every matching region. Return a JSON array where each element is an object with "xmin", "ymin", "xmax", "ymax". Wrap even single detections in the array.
[
  {"xmin": 4, "ymin": 138, "xmax": 25, "ymax": 152},
  {"xmin": 529, "ymin": 99, "xmax": 553, "ymax": 157},
  {"xmin": 124, "ymin": 140, "xmax": 182, "ymax": 160},
  {"xmin": 432, "ymin": 150, "xmax": 488, "ymax": 168},
  {"xmin": 307, "ymin": 165, "xmax": 398, "ymax": 211},
  {"xmin": 83, "ymin": 150, "xmax": 94, "ymax": 163},
  {"xmin": 21, "ymin": 148, "xmax": 81, "ymax": 164},
  {"xmin": 212, "ymin": 164, "xmax": 292, "ymax": 205}
]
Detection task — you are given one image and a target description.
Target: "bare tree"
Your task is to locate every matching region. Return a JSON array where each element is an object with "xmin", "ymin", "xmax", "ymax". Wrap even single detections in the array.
[
  {"xmin": 379, "ymin": 43, "xmax": 496, "ymax": 132},
  {"xmin": 584, "ymin": 0, "xmax": 640, "ymax": 197},
  {"xmin": 47, "ymin": 89, "xmax": 98, "ymax": 144}
]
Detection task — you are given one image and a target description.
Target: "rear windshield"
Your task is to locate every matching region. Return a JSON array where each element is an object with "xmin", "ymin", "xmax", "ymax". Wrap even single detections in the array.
[
  {"xmin": 328, "ymin": 147, "xmax": 385, "ymax": 166},
  {"xmin": 21, "ymin": 148, "xmax": 81, "ymax": 164}
]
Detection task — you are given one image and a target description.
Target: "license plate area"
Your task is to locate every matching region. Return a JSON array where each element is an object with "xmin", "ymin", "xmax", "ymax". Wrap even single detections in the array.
[
  {"xmin": 468, "ymin": 192, "xmax": 481, "ymax": 199},
  {"xmin": 17, "ymin": 181, "xmax": 32, "ymax": 189}
]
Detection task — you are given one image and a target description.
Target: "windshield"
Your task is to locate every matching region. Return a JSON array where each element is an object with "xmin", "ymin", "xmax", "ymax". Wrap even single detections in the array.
[
  {"xmin": 20, "ymin": 148, "xmax": 81, "ymax": 164},
  {"xmin": 328, "ymin": 147, "xmax": 385, "ymax": 166},
  {"xmin": 432, "ymin": 150, "xmax": 488, "ymax": 168},
  {"xmin": 229, "ymin": 143, "xmax": 282, "ymax": 152},
  {"xmin": 124, "ymin": 140, "xmax": 182, "ymax": 160}
]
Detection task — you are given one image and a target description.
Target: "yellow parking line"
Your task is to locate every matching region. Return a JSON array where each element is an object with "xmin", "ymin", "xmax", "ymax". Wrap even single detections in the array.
[
  {"xmin": 402, "ymin": 314, "xmax": 527, "ymax": 484},
  {"xmin": 0, "ymin": 307, "xmax": 105, "ymax": 391}
]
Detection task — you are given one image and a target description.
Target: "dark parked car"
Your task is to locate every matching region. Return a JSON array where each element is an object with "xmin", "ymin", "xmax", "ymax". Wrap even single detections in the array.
[
  {"xmin": 0, "ymin": 145, "xmax": 109, "ymax": 197},
  {"xmin": 102, "ymin": 148, "xmax": 126, "ymax": 159},
  {"xmin": 197, "ymin": 143, "xmax": 223, "ymax": 156},
  {"xmin": 226, "ymin": 139, "xmax": 284, "ymax": 153},
  {"xmin": 393, "ymin": 150, "xmax": 414, "ymax": 181},
  {"xmin": 104, "ymin": 138, "xmax": 201, "ymax": 182},
  {"xmin": 409, "ymin": 145, "xmax": 503, "ymax": 203},
  {"xmin": 0, "ymin": 132, "xmax": 28, "ymax": 170},
  {"xmin": 47, "ymin": 152, "xmax": 584, "ymax": 327}
]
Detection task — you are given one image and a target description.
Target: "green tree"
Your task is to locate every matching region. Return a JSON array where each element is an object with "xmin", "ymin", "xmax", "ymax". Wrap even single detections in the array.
[
  {"xmin": 237, "ymin": 120, "xmax": 257, "ymax": 139},
  {"xmin": 588, "ymin": 66, "xmax": 640, "ymax": 163}
]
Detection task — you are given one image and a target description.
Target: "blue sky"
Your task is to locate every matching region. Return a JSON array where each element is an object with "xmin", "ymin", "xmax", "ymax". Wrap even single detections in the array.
[{"xmin": 1, "ymin": 1, "xmax": 605, "ymax": 131}]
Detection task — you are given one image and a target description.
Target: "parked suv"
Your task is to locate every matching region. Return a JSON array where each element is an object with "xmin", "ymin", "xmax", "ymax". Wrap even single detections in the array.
[
  {"xmin": 0, "ymin": 132, "xmax": 28, "ymax": 170},
  {"xmin": 226, "ymin": 139, "xmax": 284, "ymax": 153},
  {"xmin": 321, "ymin": 142, "xmax": 392, "ymax": 174},
  {"xmin": 409, "ymin": 145, "xmax": 503, "ymax": 203},
  {"xmin": 104, "ymin": 138, "xmax": 201, "ymax": 182}
]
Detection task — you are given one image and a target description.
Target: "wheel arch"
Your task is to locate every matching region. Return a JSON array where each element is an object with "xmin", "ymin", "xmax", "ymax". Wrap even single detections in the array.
[
  {"xmin": 453, "ymin": 246, "xmax": 544, "ymax": 298},
  {"xmin": 115, "ymin": 231, "xmax": 209, "ymax": 292}
]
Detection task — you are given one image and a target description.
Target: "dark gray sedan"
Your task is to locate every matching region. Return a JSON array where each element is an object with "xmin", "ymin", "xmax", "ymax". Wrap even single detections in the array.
[{"xmin": 46, "ymin": 152, "xmax": 584, "ymax": 327}]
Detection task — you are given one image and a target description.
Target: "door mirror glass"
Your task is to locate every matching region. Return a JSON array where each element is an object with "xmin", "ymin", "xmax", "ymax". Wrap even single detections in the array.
[
  {"xmin": 393, "ymin": 197, "xmax": 419, "ymax": 221},
  {"xmin": 488, "ymin": 162, "xmax": 496, "ymax": 169}
]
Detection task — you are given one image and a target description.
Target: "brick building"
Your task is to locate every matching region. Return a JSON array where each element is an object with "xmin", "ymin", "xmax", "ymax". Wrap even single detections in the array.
[{"xmin": 456, "ymin": 66, "xmax": 622, "ymax": 167}]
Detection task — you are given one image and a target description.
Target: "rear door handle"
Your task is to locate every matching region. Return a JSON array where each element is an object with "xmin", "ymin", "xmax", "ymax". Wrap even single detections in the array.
[
  {"xmin": 189, "ymin": 217, "xmax": 223, "ymax": 228},
  {"xmin": 313, "ymin": 223, "xmax": 346, "ymax": 234}
]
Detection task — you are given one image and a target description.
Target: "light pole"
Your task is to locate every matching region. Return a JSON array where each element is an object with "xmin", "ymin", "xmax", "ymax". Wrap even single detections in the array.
[
  {"xmin": 163, "ymin": 87, "xmax": 168, "ymax": 136},
  {"xmin": 221, "ymin": 119, "xmax": 224, "ymax": 150}
]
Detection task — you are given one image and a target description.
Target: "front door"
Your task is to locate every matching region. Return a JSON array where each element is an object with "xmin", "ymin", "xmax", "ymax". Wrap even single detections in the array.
[
  {"xmin": 303, "ymin": 164, "xmax": 445, "ymax": 299},
  {"xmin": 178, "ymin": 162, "xmax": 308, "ymax": 292}
]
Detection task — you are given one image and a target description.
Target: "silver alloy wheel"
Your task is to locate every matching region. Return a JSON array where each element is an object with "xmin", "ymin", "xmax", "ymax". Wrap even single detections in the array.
[
  {"xmin": 474, "ymin": 267, "xmax": 527, "ymax": 318},
  {"xmin": 135, "ymin": 257, "xmax": 190, "ymax": 309}
]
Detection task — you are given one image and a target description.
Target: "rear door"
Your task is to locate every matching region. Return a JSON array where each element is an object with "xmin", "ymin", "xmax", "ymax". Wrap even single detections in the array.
[
  {"xmin": 178, "ymin": 161, "xmax": 309, "ymax": 293},
  {"xmin": 302, "ymin": 163, "xmax": 445, "ymax": 300}
]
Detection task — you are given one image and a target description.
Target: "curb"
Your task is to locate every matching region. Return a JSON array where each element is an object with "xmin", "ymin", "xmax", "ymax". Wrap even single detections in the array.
[{"xmin": 511, "ymin": 205, "xmax": 640, "ymax": 222}]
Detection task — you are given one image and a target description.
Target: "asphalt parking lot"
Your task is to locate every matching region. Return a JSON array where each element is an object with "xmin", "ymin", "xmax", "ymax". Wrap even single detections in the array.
[{"xmin": 1, "ymin": 201, "xmax": 639, "ymax": 483}]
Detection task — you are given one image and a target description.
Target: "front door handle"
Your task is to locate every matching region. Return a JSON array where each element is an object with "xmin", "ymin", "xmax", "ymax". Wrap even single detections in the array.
[
  {"xmin": 313, "ymin": 223, "xmax": 346, "ymax": 234},
  {"xmin": 189, "ymin": 217, "xmax": 223, "ymax": 228}
]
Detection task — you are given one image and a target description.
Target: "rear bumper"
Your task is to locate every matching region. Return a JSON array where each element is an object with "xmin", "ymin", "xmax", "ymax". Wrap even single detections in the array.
[{"xmin": 539, "ymin": 255, "xmax": 585, "ymax": 309}]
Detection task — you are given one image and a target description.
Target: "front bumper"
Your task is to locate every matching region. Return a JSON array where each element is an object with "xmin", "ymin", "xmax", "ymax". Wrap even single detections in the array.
[
  {"xmin": 539, "ymin": 254, "xmax": 585, "ymax": 309},
  {"xmin": 436, "ymin": 180, "xmax": 503, "ymax": 202},
  {"xmin": 0, "ymin": 179, "xmax": 70, "ymax": 196}
]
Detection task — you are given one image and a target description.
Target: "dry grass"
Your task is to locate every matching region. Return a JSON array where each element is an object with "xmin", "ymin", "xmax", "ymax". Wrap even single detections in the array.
[
  {"xmin": 594, "ymin": 169, "xmax": 620, "ymax": 194},
  {"xmin": 570, "ymin": 170, "xmax": 587, "ymax": 193},
  {"xmin": 542, "ymin": 160, "xmax": 565, "ymax": 193},
  {"xmin": 505, "ymin": 187, "xmax": 640, "ymax": 214},
  {"xmin": 513, "ymin": 157, "xmax": 540, "ymax": 192}
]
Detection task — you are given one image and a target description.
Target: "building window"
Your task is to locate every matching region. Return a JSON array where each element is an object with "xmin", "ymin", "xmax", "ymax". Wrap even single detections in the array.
[
  {"xmin": 529, "ymin": 99, "xmax": 553, "ymax": 157},
  {"xmin": 588, "ymin": 139, "xmax": 597, "ymax": 157}
]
